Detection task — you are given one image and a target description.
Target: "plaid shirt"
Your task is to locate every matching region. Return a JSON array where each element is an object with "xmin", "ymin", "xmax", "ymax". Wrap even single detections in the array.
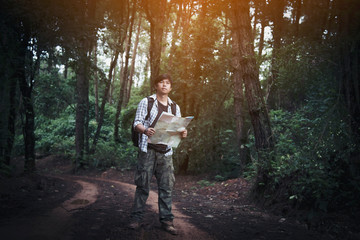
[{"xmin": 133, "ymin": 94, "xmax": 181, "ymax": 156}]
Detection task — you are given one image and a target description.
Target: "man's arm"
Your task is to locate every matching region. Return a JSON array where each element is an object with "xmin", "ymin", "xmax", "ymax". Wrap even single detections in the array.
[
  {"xmin": 134, "ymin": 98, "xmax": 156, "ymax": 137},
  {"xmin": 135, "ymin": 124, "xmax": 155, "ymax": 137}
]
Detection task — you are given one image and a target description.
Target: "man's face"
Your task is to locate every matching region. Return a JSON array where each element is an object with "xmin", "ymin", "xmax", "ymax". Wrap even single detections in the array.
[{"xmin": 155, "ymin": 79, "xmax": 172, "ymax": 95}]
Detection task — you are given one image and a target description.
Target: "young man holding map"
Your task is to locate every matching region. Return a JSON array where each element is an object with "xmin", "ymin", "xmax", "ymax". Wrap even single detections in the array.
[{"xmin": 129, "ymin": 74, "xmax": 188, "ymax": 235}]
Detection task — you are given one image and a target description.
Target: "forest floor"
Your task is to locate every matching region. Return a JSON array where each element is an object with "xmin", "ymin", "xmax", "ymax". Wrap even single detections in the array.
[{"xmin": 0, "ymin": 155, "xmax": 359, "ymax": 240}]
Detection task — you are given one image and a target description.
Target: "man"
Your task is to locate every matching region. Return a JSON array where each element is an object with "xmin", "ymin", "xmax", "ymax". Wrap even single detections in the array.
[{"xmin": 129, "ymin": 74, "xmax": 187, "ymax": 235}]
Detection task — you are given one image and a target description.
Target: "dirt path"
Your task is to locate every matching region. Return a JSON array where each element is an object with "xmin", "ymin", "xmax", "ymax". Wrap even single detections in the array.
[
  {"xmin": 0, "ymin": 178, "xmax": 98, "ymax": 240},
  {"xmin": 0, "ymin": 173, "xmax": 213, "ymax": 240},
  {"xmin": 2, "ymin": 155, "xmax": 358, "ymax": 240},
  {"xmin": 65, "ymin": 175, "xmax": 214, "ymax": 240}
]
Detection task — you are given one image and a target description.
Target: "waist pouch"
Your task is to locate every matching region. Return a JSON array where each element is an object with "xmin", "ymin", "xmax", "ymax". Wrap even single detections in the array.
[{"xmin": 148, "ymin": 143, "xmax": 170, "ymax": 154}]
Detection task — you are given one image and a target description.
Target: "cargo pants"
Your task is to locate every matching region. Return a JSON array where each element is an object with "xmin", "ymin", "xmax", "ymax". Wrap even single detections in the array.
[{"xmin": 131, "ymin": 148, "xmax": 175, "ymax": 223}]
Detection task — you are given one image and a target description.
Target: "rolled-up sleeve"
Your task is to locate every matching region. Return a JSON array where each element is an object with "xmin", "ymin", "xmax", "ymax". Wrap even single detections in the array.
[{"xmin": 133, "ymin": 98, "xmax": 148, "ymax": 128}]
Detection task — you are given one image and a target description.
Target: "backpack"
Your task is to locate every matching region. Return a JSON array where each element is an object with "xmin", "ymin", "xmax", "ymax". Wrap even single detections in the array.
[{"xmin": 131, "ymin": 97, "xmax": 177, "ymax": 147}]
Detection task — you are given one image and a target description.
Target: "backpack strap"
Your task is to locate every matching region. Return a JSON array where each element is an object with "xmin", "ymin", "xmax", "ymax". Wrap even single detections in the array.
[
  {"xmin": 132, "ymin": 97, "xmax": 155, "ymax": 148},
  {"xmin": 145, "ymin": 96, "xmax": 155, "ymax": 120},
  {"xmin": 170, "ymin": 101, "xmax": 177, "ymax": 116},
  {"xmin": 146, "ymin": 97, "xmax": 176, "ymax": 120}
]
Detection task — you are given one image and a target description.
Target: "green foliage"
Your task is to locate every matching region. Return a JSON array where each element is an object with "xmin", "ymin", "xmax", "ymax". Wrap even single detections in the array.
[
  {"xmin": 263, "ymin": 99, "xmax": 359, "ymax": 213},
  {"xmin": 120, "ymin": 88, "xmax": 144, "ymax": 130},
  {"xmin": 0, "ymin": 161, "xmax": 13, "ymax": 177},
  {"xmin": 174, "ymin": 110, "xmax": 241, "ymax": 177},
  {"xmin": 35, "ymin": 114, "xmax": 75, "ymax": 155},
  {"xmin": 197, "ymin": 179, "xmax": 215, "ymax": 187},
  {"xmin": 33, "ymin": 71, "xmax": 76, "ymax": 119},
  {"xmin": 168, "ymin": 9, "xmax": 242, "ymax": 177},
  {"xmin": 214, "ymin": 175, "xmax": 225, "ymax": 181},
  {"xmin": 90, "ymin": 140, "xmax": 137, "ymax": 169},
  {"xmin": 251, "ymin": 25, "xmax": 360, "ymax": 215},
  {"xmin": 33, "ymin": 86, "xmax": 140, "ymax": 168}
]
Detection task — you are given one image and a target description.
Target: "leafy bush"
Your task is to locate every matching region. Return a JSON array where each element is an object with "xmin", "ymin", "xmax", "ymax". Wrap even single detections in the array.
[
  {"xmin": 90, "ymin": 140, "xmax": 137, "ymax": 169},
  {"xmin": 265, "ymin": 102, "xmax": 359, "ymax": 214},
  {"xmin": 0, "ymin": 161, "xmax": 12, "ymax": 177},
  {"xmin": 174, "ymin": 103, "xmax": 245, "ymax": 178},
  {"xmin": 197, "ymin": 179, "xmax": 215, "ymax": 187},
  {"xmin": 35, "ymin": 113, "xmax": 75, "ymax": 155}
]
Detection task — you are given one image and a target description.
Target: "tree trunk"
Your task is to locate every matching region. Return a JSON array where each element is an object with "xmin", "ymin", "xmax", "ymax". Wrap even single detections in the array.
[
  {"xmin": 75, "ymin": 59, "xmax": 88, "ymax": 166},
  {"xmin": 92, "ymin": 50, "xmax": 120, "ymax": 151},
  {"xmin": 94, "ymin": 45, "xmax": 99, "ymax": 122},
  {"xmin": 232, "ymin": 0, "xmax": 274, "ymax": 149},
  {"xmin": 4, "ymin": 73, "xmax": 17, "ymax": 166},
  {"xmin": 336, "ymin": 0, "xmax": 360, "ymax": 142},
  {"xmin": 17, "ymin": 39, "xmax": 37, "ymax": 173},
  {"xmin": 177, "ymin": 1, "xmax": 193, "ymax": 116},
  {"xmin": 114, "ymin": 5, "xmax": 136, "ymax": 142},
  {"xmin": 188, "ymin": 2, "xmax": 207, "ymax": 119},
  {"xmin": 47, "ymin": 48, "xmax": 55, "ymax": 72},
  {"xmin": 63, "ymin": 47, "xmax": 69, "ymax": 79},
  {"xmin": 167, "ymin": 3, "xmax": 183, "ymax": 73},
  {"xmin": 258, "ymin": 17, "xmax": 265, "ymax": 58},
  {"xmin": 232, "ymin": 29, "xmax": 250, "ymax": 172},
  {"xmin": 75, "ymin": 0, "xmax": 96, "ymax": 167},
  {"xmin": 122, "ymin": 4, "xmax": 136, "ymax": 106},
  {"xmin": 84, "ymin": 85, "xmax": 90, "ymax": 156},
  {"xmin": 149, "ymin": 21, "xmax": 164, "ymax": 86},
  {"xmin": 293, "ymin": 0, "xmax": 302, "ymax": 37},
  {"xmin": 0, "ymin": 28, "xmax": 17, "ymax": 164},
  {"xmin": 268, "ymin": 0, "xmax": 285, "ymax": 108},
  {"xmin": 126, "ymin": 15, "xmax": 142, "ymax": 106},
  {"xmin": 143, "ymin": 0, "xmax": 168, "ymax": 86},
  {"xmin": 230, "ymin": 0, "xmax": 274, "ymax": 193},
  {"xmin": 108, "ymin": 63, "xmax": 117, "ymax": 104}
]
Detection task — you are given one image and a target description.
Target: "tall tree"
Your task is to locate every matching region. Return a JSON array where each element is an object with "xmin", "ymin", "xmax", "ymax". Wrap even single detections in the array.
[
  {"xmin": 75, "ymin": 0, "xmax": 97, "ymax": 168},
  {"xmin": 4, "ymin": 71, "xmax": 17, "ymax": 166},
  {"xmin": 93, "ymin": 45, "xmax": 100, "ymax": 122},
  {"xmin": 229, "ymin": 0, "xmax": 274, "ymax": 191},
  {"xmin": 114, "ymin": 0, "xmax": 136, "ymax": 143},
  {"xmin": 167, "ymin": 1, "xmax": 183, "ymax": 73},
  {"xmin": 292, "ymin": 0, "xmax": 302, "ymax": 37},
  {"xmin": 17, "ymin": 29, "xmax": 39, "ymax": 173},
  {"xmin": 174, "ymin": 1, "xmax": 196, "ymax": 117},
  {"xmin": 253, "ymin": 0, "xmax": 267, "ymax": 59},
  {"xmin": 231, "ymin": 26, "xmax": 250, "ymax": 171},
  {"xmin": 0, "ymin": 7, "xmax": 18, "ymax": 166},
  {"xmin": 126, "ymin": 15, "xmax": 143, "ymax": 106},
  {"xmin": 333, "ymin": 0, "xmax": 360, "ymax": 143},
  {"xmin": 92, "ymin": 0, "xmax": 129, "ymax": 149},
  {"xmin": 141, "ymin": 0, "xmax": 169, "ymax": 87},
  {"xmin": 0, "ymin": 0, "xmax": 44, "ymax": 173},
  {"xmin": 267, "ymin": 0, "xmax": 286, "ymax": 108},
  {"xmin": 92, "ymin": 48, "xmax": 120, "ymax": 150}
]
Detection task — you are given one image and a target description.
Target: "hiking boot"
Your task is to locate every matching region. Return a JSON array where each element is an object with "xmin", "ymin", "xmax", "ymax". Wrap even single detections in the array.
[
  {"xmin": 161, "ymin": 221, "xmax": 178, "ymax": 235},
  {"xmin": 128, "ymin": 221, "xmax": 142, "ymax": 230}
]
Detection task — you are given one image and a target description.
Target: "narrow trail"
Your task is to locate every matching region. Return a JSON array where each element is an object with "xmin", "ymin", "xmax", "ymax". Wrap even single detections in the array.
[
  {"xmin": 0, "ymin": 179, "xmax": 98, "ymax": 240},
  {"xmin": 3, "ymin": 156, "xmax": 351, "ymax": 239},
  {"xmin": 66, "ymin": 175, "xmax": 214, "ymax": 240},
  {"xmin": 61, "ymin": 180, "xmax": 98, "ymax": 211},
  {"xmin": 0, "ymin": 173, "xmax": 212, "ymax": 240}
]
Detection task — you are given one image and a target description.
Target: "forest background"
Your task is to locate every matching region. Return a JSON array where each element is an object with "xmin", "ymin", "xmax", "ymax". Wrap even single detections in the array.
[{"xmin": 1, "ymin": 0, "xmax": 359, "ymax": 225}]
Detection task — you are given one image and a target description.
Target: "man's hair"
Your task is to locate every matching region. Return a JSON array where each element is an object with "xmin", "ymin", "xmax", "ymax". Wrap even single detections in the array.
[{"xmin": 154, "ymin": 74, "xmax": 172, "ymax": 85}]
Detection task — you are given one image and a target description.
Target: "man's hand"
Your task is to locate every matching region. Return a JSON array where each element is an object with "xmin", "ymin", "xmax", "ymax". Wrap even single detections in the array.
[
  {"xmin": 181, "ymin": 129, "xmax": 187, "ymax": 138},
  {"xmin": 144, "ymin": 127, "xmax": 156, "ymax": 137},
  {"xmin": 135, "ymin": 124, "xmax": 155, "ymax": 137}
]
